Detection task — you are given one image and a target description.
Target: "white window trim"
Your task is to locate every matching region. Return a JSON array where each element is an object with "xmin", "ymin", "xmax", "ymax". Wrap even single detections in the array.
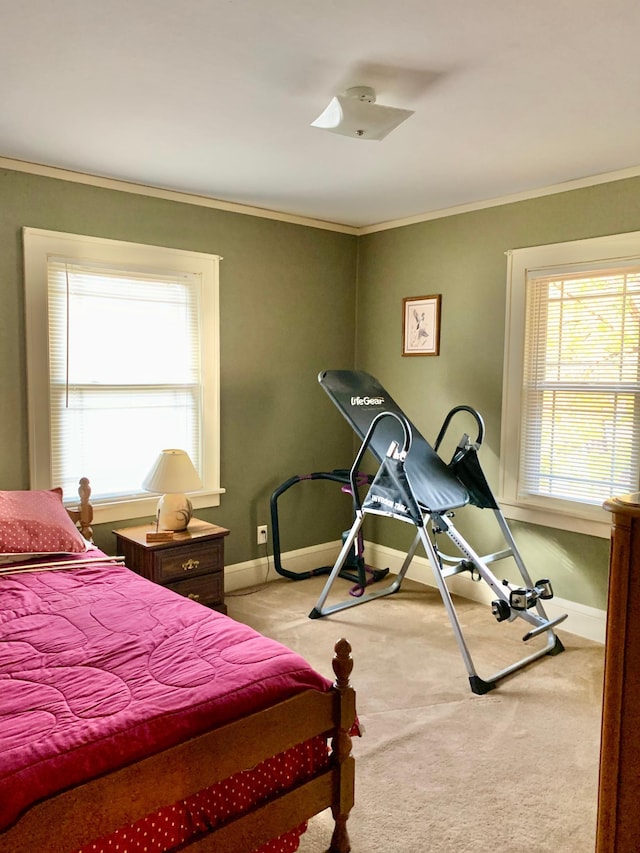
[
  {"xmin": 23, "ymin": 227, "xmax": 224, "ymax": 524},
  {"xmin": 500, "ymin": 230, "xmax": 640, "ymax": 540}
]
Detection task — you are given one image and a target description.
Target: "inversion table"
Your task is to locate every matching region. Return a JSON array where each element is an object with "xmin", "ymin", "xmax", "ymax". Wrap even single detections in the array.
[{"xmin": 310, "ymin": 370, "xmax": 567, "ymax": 694}]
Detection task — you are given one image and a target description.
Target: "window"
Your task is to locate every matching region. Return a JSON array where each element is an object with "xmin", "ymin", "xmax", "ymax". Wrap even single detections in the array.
[
  {"xmin": 23, "ymin": 228, "xmax": 223, "ymax": 523},
  {"xmin": 500, "ymin": 231, "xmax": 640, "ymax": 538}
]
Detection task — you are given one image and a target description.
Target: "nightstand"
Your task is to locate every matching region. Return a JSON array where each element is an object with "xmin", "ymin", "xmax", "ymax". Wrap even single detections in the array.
[{"xmin": 113, "ymin": 519, "xmax": 230, "ymax": 613}]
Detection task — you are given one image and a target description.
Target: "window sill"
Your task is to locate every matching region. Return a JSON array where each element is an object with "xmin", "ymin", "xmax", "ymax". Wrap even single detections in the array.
[
  {"xmin": 67, "ymin": 489, "xmax": 225, "ymax": 526},
  {"xmin": 498, "ymin": 499, "xmax": 611, "ymax": 539}
]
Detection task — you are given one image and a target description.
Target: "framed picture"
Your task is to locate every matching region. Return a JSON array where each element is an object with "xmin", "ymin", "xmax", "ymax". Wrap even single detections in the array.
[{"xmin": 402, "ymin": 294, "xmax": 441, "ymax": 356}]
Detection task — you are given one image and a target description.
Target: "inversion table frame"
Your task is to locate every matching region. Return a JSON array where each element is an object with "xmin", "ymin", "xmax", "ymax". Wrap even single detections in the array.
[{"xmin": 309, "ymin": 370, "xmax": 567, "ymax": 695}]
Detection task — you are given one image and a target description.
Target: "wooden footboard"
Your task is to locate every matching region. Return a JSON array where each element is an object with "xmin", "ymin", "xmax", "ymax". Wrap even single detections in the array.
[{"xmin": 0, "ymin": 639, "xmax": 356, "ymax": 853}]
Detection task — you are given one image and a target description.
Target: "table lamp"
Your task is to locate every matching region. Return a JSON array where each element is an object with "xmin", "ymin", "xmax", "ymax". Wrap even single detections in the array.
[{"xmin": 142, "ymin": 449, "xmax": 202, "ymax": 531}]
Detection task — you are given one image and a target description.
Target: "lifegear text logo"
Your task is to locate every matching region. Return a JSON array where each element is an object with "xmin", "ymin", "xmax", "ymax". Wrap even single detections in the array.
[{"xmin": 350, "ymin": 396, "xmax": 384, "ymax": 406}]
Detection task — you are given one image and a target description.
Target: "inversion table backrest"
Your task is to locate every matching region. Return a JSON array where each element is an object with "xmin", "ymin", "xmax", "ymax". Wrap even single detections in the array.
[{"xmin": 319, "ymin": 370, "xmax": 469, "ymax": 514}]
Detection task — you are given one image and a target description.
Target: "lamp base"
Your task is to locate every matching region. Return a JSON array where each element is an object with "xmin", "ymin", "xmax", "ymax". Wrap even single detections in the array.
[{"xmin": 156, "ymin": 493, "xmax": 193, "ymax": 531}]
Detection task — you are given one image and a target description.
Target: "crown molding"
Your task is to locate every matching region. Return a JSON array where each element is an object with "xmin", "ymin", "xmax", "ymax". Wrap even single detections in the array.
[
  {"xmin": 3, "ymin": 155, "xmax": 640, "ymax": 237},
  {"xmin": 358, "ymin": 164, "xmax": 640, "ymax": 234},
  {"xmin": 0, "ymin": 156, "xmax": 358, "ymax": 236}
]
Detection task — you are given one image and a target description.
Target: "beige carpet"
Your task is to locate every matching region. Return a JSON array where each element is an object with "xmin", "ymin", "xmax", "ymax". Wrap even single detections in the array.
[{"xmin": 226, "ymin": 574, "xmax": 604, "ymax": 853}]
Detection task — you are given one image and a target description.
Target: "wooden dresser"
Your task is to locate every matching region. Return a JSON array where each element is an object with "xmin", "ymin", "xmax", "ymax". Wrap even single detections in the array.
[
  {"xmin": 597, "ymin": 493, "xmax": 640, "ymax": 852},
  {"xmin": 113, "ymin": 519, "xmax": 230, "ymax": 613}
]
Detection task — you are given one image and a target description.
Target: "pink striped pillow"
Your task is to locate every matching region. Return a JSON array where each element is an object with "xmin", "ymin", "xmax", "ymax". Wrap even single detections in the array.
[{"xmin": 0, "ymin": 488, "xmax": 89, "ymax": 555}]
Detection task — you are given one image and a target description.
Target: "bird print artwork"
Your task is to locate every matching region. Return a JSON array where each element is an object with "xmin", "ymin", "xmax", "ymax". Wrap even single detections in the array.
[
  {"xmin": 402, "ymin": 295, "xmax": 441, "ymax": 356},
  {"xmin": 410, "ymin": 308, "xmax": 430, "ymax": 348}
]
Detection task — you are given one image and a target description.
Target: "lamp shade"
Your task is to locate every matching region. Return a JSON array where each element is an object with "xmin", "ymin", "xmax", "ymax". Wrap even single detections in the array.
[
  {"xmin": 142, "ymin": 449, "xmax": 202, "ymax": 531},
  {"xmin": 311, "ymin": 86, "xmax": 414, "ymax": 141},
  {"xmin": 143, "ymin": 449, "xmax": 202, "ymax": 494}
]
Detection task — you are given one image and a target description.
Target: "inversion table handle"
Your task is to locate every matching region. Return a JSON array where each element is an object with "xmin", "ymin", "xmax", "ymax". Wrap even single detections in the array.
[
  {"xmin": 434, "ymin": 405, "xmax": 485, "ymax": 452},
  {"xmin": 348, "ymin": 410, "xmax": 413, "ymax": 512}
]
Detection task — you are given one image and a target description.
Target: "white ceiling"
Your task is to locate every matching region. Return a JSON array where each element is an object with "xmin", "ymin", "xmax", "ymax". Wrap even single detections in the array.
[{"xmin": 3, "ymin": 0, "xmax": 640, "ymax": 230}]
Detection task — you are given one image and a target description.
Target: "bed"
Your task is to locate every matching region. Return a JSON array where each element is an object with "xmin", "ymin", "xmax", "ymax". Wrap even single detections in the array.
[{"xmin": 0, "ymin": 480, "xmax": 357, "ymax": 853}]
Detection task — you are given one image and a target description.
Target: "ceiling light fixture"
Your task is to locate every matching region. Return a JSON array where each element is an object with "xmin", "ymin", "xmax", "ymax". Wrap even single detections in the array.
[{"xmin": 311, "ymin": 86, "xmax": 414, "ymax": 141}]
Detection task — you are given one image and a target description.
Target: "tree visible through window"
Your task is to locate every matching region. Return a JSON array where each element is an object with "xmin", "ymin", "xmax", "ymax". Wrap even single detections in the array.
[
  {"xmin": 522, "ymin": 268, "xmax": 640, "ymax": 504},
  {"xmin": 500, "ymin": 231, "xmax": 640, "ymax": 538}
]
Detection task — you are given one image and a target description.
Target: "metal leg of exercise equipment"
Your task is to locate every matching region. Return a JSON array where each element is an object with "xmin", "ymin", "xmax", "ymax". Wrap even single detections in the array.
[{"xmin": 424, "ymin": 512, "xmax": 566, "ymax": 693}]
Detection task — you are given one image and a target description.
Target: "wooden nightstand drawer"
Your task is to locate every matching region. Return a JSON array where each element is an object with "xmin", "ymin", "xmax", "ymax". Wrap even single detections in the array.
[
  {"xmin": 167, "ymin": 572, "xmax": 225, "ymax": 611},
  {"xmin": 113, "ymin": 520, "xmax": 230, "ymax": 613},
  {"xmin": 155, "ymin": 540, "xmax": 223, "ymax": 583}
]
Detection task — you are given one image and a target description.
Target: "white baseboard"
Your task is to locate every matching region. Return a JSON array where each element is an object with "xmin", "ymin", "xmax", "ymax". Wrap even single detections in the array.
[
  {"xmin": 225, "ymin": 540, "xmax": 342, "ymax": 592},
  {"xmin": 226, "ymin": 539, "xmax": 606, "ymax": 645}
]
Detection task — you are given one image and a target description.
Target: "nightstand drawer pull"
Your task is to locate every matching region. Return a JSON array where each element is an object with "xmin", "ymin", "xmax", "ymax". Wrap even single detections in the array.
[
  {"xmin": 182, "ymin": 558, "xmax": 200, "ymax": 572},
  {"xmin": 167, "ymin": 573, "xmax": 224, "ymax": 609}
]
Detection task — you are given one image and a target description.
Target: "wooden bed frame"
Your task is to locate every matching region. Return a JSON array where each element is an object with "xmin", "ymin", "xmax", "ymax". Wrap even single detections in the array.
[{"xmin": 0, "ymin": 481, "xmax": 357, "ymax": 853}]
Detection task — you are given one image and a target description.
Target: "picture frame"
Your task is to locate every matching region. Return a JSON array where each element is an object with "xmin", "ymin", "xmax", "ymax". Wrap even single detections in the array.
[{"xmin": 402, "ymin": 294, "xmax": 441, "ymax": 357}]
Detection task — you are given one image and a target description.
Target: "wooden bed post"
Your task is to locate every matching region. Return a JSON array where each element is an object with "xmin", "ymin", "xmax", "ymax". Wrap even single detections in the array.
[
  {"xmin": 66, "ymin": 477, "xmax": 94, "ymax": 541},
  {"xmin": 328, "ymin": 638, "xmax": 356, "ymax": 853}
]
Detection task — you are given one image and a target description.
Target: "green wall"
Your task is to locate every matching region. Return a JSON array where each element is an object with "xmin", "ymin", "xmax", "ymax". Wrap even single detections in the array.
[
  {"xmin": 5, "ymin": 165, "xmax": 640, "ymax": 611},
  {"xmin": 356, "ymin": 177, "xmax": 640, "ymax": 610},
  {"xmin": 0, "ymin": 168, "xmax": 358, "ymax": 563}
]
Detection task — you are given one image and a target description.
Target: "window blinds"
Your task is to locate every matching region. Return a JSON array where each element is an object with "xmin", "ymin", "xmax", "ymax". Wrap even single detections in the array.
[
  {"xmin": 47, "ymin": 259, "xmax": 202, "ymax": 501},
  {"xmin": 521, "ymin": 266, "xmax": 640, "ymax": 504}
]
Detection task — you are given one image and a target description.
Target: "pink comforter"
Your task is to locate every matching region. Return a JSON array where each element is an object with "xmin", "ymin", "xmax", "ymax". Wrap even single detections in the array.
[{"xmin": 0, "ymin": 552, "xmax": 331, "ymax": 833}]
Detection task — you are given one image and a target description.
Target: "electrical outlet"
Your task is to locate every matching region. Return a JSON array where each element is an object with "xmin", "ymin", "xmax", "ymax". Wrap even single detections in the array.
[{"xmin": 257, "ymin": 524, "xmax": 268, "ymax": 545}]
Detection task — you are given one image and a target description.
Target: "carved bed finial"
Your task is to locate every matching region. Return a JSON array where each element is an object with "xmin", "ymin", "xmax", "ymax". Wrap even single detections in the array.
[
  {"xmin": 332, "ymin": 638, "xmax": 353, "ymax": 689},
  {"xmin": 66, "ymin": 477, "xmax": 94, "ymax": 542}
]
